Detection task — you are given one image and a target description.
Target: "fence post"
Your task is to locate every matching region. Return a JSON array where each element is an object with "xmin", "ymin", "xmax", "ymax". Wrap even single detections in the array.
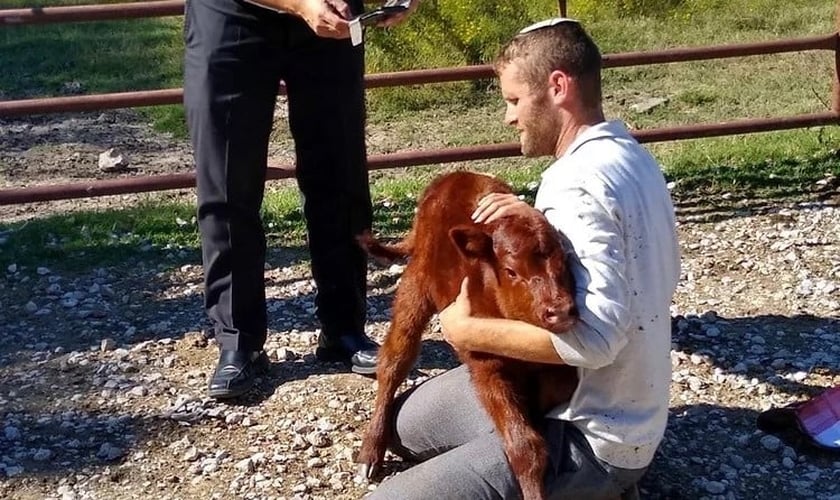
[
  {"xmin": 834, "ymin": 0, "xmax": 840, "ymax": 113},
  {"xmin": 558, "ymin": 0, "xmax": 567, "ymax": 17}
]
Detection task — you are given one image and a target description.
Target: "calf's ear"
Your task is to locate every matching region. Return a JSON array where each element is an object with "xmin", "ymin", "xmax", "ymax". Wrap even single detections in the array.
[{"xmin": 450, "ymin": 225, "xmax": 493, "ymax": 261}]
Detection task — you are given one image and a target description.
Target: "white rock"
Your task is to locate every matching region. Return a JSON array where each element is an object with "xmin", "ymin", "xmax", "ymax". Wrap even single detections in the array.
[
  {"xmin": 234, "ymin": 457, "xmax": 253, "ymax": 473},
  {"xmin": 225, "ymin": 413, "xmax": 244, "ymax": 425},
  {"xmin": 305, "ymin": 430, "xmax": 332, "ymax": 448},
  {"xmin": 202, "ymin": 460, "xmax": 219, "ymax": 475},
  {"xmin": 182, "ymin": 447, "xmax": 200, "ymax": 462},
  {"xmin": 98, "ymin": 148, "xmax": 130, "ymax": 172}
]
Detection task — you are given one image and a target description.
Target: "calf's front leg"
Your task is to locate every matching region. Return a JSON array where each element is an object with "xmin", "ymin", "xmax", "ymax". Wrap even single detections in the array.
[{"xmin": 356, "ymin": 270, "xmax": 434, "ymax": 481}]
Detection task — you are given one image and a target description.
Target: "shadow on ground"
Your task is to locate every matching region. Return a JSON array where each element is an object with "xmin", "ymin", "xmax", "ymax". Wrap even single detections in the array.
[
  {"xmin": 671, "ymin": 312, "xmax": 840, "ymax": 397},
  {"xmin": 641, "ymin": 402, "xmax": 840, "ymax": 499}
]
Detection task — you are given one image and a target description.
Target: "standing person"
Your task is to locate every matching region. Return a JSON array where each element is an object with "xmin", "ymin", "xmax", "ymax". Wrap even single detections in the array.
[
  {"xmin": 367, "ymin": 18, "xmax": 680, "ymax": 499},
  {"xmin": 184, "ymin": 0, "xmax": 420, "ymax": 400}
]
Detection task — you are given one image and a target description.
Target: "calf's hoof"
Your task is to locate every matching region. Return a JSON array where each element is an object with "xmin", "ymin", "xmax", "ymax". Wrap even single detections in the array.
[{"xmin": 356, "ymin": 462, "xmax": 379, "ymax": 482}]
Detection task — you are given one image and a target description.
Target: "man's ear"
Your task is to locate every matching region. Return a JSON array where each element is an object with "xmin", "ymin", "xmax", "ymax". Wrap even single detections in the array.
[
  {"xmin": 548, "ymin": 69, "xmax": 569, "ymax": 103},
  {"xmin": 449, "ymin": 225, "xmax": 493, "ymax": 261}
]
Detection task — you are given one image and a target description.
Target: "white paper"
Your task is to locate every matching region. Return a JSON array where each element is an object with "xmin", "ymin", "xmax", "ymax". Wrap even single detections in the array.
[{"xmin": 349, "ymin": 18, "xmax": 363, "ymax": 46}]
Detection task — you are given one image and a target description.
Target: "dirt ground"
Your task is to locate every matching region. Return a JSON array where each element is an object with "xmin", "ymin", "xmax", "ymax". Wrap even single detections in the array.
[{"xmin": 1, "ymin": 110, "xmax": 840, "ymax": 500}]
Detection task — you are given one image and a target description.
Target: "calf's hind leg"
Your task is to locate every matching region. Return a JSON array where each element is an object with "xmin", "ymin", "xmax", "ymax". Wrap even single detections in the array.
[
  {"xmin": 470, "ymin": 362, "xmax": 548, "ymax": 500},
  {"xmin": 356, "ymin": 268, "xmax": 435, "ymax": 480}
]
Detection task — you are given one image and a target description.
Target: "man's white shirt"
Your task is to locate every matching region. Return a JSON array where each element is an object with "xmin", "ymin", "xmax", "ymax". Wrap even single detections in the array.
[{"xmin": 535, "ymin": 120, "xmax": 681, "ymax": 470}]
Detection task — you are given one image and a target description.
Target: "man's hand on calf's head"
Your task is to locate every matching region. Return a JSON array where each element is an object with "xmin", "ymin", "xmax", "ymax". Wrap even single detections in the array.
[{"xmin": 471, "ymin": 193, "xmax": 534, "ymax": 224}]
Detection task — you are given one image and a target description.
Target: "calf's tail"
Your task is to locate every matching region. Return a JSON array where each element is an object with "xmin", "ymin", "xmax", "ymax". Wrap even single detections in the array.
[{"xmin": 356, "ymin": 229, "xmax": 414, "ymax": 263}]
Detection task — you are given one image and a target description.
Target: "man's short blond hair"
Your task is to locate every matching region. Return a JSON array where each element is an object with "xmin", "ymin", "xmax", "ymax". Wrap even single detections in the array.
[{"xmin": 494, "ymin": 20, "xmax": 603, "ymax": 108}]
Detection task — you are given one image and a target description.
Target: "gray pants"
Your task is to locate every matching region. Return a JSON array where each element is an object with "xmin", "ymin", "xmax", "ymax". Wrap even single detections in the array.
[{"xmin": 368, "ymin": 365, "xmax": 645, "ymax": 500}]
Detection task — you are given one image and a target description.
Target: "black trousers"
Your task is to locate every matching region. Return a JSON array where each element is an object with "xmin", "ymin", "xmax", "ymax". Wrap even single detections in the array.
[{"xmin": 184, "ymin": 0, "xmax": 372, "ymax": 352}]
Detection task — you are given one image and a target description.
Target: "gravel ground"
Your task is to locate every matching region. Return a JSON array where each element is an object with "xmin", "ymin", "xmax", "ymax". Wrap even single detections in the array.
[{"xmin": 2, "ymin": 112, "xmax": 840, "ymax": 499}]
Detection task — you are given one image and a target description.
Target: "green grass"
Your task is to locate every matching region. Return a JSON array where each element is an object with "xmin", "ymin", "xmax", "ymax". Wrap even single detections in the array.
[
  {"xmin": 0, "ymin": 199, "xmax": 199, "ymax": 271},
  {"xmin": 1, "ymin": 0, "xmax": 839, "ymax": 271},
  {"xmin": 3, "ymin": 140, "xmax": 838, "ymax": 273},
  {"xmin": 0, "ymin": 0, "xmax": 186, "ymax": 136}
]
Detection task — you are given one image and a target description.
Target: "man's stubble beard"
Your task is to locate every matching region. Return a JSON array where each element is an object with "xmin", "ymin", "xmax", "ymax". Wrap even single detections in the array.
[{"xmin": 520, "ymin": 94, "xmax": 561, "ymax": 158}]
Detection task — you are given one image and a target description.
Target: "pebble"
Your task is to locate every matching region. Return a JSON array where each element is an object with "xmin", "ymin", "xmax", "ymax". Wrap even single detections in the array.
[
  {"xmin": 4, "ymin": 426, "xmax": 21, "ymax": 441},
  {"xmin": 761, "ymin": 435, "xmax": 782, "ymax": 452},
  {"xmin": 4, "ymin": 465, "xmax": 24, "ymax": 477},
  {"xmin": 183, "ymin": 447, "xmax": 200, "ymax": 462},
  {"xmin": 127, "ymin": 385, "xmax": 148, "ymax": 397},
  {"xmin": 305, "ymin": 431, "xmax": 332, "ymax": 448},
  {"xmin": 729, "ymin": 455, "xmax": 746, "ymax": 470},
  {"xmin": 202, "ymin": 459, "xmax": 219, "ymax": 475},
  {"xmin": 225, "ymin": 413, "xmax": 245, "ymax": 425},
  {"xmin": 96, "ymin": 443, "xmax": 124, "ymax": 461},
  {"xmin": 705, "ymin": 481, "xmax": 726, "ymax": 494},
  {"xmin": 235, "ymin": 458, "xmax": 254, "ymax": 473}
]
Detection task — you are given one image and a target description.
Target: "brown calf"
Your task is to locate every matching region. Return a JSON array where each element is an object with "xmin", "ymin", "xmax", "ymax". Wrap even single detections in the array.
[{"xmin": 356, "ymin": 171, "xmax": 579, "ymax": 500}]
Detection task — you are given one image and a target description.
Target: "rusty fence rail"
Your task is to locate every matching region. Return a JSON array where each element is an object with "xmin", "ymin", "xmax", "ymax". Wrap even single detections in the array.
[
  {"xmin": 2, "ymin": 34, "xmax": 837, "ymax": 118},
  {"xmin": 0, "ymin": 1, "xmax": 838, "ymax": 205},
  {"xmin": 0, "ymin": 0, "xmax": 486, "ymax": 25},
  {"xmin": 1, "ymin": 0, "xmax": 182, "ymax": 25}
]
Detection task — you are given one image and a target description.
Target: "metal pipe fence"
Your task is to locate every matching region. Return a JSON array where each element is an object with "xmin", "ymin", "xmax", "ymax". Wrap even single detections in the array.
[{"xmin": 0, "ymin": 1, "xmax": 837, "ymax": 205}]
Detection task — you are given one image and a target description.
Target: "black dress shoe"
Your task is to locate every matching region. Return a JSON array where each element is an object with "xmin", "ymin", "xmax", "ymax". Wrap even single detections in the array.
[
  {"xmin": 315, "ymin": 333, "xmax": 379, "ymax": 376},
  {"xmin": 208, "ymin": 349, "xmax": 269, "ymax": 400}
]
